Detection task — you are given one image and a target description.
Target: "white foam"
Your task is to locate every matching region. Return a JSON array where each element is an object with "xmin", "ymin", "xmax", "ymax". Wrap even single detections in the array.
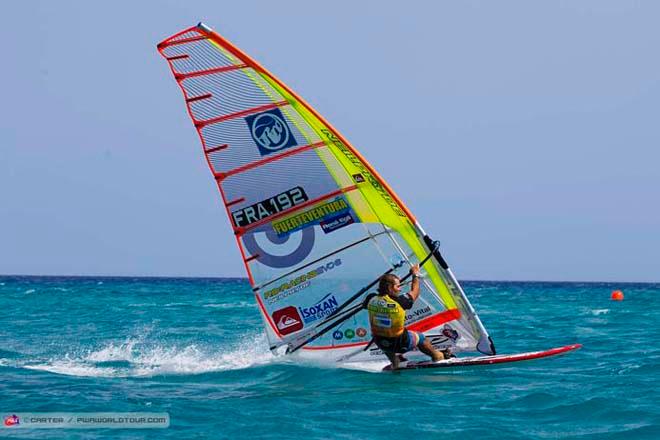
[
  {"xmin": 86, "ymin": 339, "xmax": 137, "ymax": 362},
  {"xmin": 291, "ymin": 349, "xmax": 388, "ymax": 373},
  {"xmin": 590, "ymin": 309, "xmax": 610, "ymax": 316},
  {"xmin": 202, "ymin": 301, "xmax": 256, "ymax": 309},
  {"xmin": 339, "ymin": 360, "xmax": 389, "ymax": 373},
  {"xmin": 25, "ymin": 289, "xmax": 36, "ymax": 294},
  {"xmin": 26, "ymin": 358, "xmax": 120, "ymax": 378},
  {"xmin": 132, "ymin": 342, "xmax": 274, "ymax": 376},
  {"xmin": 617, "ymin": 363, "xmax": 641, "ymax": 375},
  {"xmin": 23, "ymin": 334, "xmax": 277, "ymax": 378}
]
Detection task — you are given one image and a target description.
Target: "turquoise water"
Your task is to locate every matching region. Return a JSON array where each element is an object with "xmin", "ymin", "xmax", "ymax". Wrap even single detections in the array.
[{"xmin": 1, "ymin": 277, "xmax": 658, "ymax": 439}]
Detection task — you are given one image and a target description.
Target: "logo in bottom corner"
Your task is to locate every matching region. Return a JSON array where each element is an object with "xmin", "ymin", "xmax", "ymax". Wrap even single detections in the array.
[
  {"xmin": 3, "ymin": 415, "xmax": 19, "ymax": 427},
  {"xmin": 272, "ymin": 306, "xmax": 304, "ymax": 335}
]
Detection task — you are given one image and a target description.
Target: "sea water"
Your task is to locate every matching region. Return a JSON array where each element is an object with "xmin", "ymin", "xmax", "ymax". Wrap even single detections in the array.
[{"xmin": 1, "ymin": 277, "xmax": 658, "ymax": 439}]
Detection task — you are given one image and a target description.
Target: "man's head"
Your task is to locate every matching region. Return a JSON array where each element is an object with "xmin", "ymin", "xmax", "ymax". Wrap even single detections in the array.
[{"xmin": 378, "ymin": 274, "xmax": 401, "ymax": 297}]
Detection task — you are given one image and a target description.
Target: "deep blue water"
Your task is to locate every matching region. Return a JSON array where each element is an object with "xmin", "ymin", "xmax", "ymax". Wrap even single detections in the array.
[{"xmin": 1, "ymin": 276, "xmax": 658, "ymax": 439}]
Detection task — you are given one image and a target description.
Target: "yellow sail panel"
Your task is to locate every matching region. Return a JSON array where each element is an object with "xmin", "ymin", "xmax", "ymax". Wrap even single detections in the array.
[{"xmin": 236, "ymin": 39, "xmax": 460, "ymax": 314}]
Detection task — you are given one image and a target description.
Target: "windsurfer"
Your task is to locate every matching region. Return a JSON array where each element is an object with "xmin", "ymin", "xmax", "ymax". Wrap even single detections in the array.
[{"xmin": 367, "ymin": 264, "xmax": 450, "ymax": 369}]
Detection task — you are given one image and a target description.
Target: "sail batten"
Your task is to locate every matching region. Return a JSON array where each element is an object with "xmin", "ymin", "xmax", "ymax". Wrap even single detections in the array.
[{"xmin": 157, "ymin": 23, "xmax": 495, "ymax": 360}]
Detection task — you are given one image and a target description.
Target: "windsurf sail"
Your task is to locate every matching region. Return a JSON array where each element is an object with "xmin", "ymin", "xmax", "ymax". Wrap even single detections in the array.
[{"xmin": 156, "ymin": 23, "xmax": 495, "ymax": 361}]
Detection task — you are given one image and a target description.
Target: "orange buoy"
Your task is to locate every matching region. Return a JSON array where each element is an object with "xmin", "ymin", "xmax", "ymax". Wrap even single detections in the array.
[{"xmin": 611, "ymin": 290, "xmax": 624, "ymax": 301}]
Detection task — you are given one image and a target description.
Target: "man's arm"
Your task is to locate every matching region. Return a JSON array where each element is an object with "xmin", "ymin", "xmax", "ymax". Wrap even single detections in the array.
[{"xmin": 407, "ymin": 264, "xmax": 421, "ymax": 301}]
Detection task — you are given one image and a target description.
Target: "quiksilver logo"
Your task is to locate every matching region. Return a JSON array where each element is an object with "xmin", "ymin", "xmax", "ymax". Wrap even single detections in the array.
[
  {"xmin": 277, "ymin": 314, "xmax": 300, "ymax": 330},
  {"xmin": 271, "ymin": 306, "xmax": 304, "ymax": 335}
]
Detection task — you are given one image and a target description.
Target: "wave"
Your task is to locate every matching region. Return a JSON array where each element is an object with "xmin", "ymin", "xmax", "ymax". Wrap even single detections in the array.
[
  {"xmin": 202, "ymin": 301, "xmax": 256, "ymax": 309},
  {"xmin": 23, "ymin": 333, "xmax": 277, "ymax": 378}
]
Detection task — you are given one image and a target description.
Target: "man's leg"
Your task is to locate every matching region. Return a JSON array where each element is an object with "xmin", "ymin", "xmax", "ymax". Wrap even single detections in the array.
[
  {"xmin": 385, "ymin": 351, "xmax": 400, "ymax": 370},
  {"xmin": 414, "ymin": 333, "xmax": 444, "ymax": 362},
  {"xmin": 374, "ymin": 337, "xmax": 400, "ymax": 370}
]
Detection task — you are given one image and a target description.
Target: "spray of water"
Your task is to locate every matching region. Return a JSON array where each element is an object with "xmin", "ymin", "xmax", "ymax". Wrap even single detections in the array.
[{"xmin": 23, "ymin": 333, "xmax": 278, "ymax": 378}]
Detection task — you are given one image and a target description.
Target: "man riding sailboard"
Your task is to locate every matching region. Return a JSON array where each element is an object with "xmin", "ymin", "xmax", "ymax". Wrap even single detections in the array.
[
  {"xmin": 157, "ymin": 23, "xmax": 580, "ymax": 371},
  {"xmin": 367, "ymin": 264, "xmax": 452, "ymax": 370}
]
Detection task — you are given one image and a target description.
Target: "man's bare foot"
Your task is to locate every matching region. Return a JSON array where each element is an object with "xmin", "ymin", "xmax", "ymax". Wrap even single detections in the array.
[
  {"xmin": 387, "ymin": 353, "xmax": 400, "ymax": 370},
  {"xmin": 442, "ymin": 348, "xmax": 455, "ymax": 359}
]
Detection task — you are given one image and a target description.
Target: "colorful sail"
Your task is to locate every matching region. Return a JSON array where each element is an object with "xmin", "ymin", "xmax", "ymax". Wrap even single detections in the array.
[{"xmin": 157, "ymin": 23, "xmax": 495, "ymax": 361}]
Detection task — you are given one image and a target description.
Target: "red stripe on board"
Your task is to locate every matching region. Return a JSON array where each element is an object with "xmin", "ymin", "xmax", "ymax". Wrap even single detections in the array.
[
  {"xmin": 158, "ymin": 35, "xmax": 207, "ymax": 49},
  {"xmin": 205, "ymin": 144, "xmax": 228, "ymax": 154},
  {"xmin": 470, "ymin": 344, "xmax": 583, "ymax": 365},
  {"xmin": 384, "ymin": 344, "xmax": 583, "ymax": 370},
  {"xmin": 234, "ymin": 185, "xmax": 358, "ymax": 236},
  {"xmin": 214, "ymin": 141, "xmax": 326, "ymax": 181},
  {"xmin": 167, "ymin": 54, "xmax": 189, "ymax": 61},
  {"xmin": 186, "ymin": 93, "xmax": 212, "ymax": 103},
  {"xmin": 407, "ymin": 308, "xmax": 461, "ymax": 333},
  {"xmin": 175, "ymin": 63, "xmax": 247, "ymax": 81},
  {"xmin": 225, "ymin": 197, "xmax": 245, "ymax": 207},
  {"xmin": 194, "ymin": 101, "xmax": 288, "ymax": 128}
]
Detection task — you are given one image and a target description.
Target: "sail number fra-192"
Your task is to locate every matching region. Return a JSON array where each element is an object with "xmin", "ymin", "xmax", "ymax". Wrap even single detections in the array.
[{"xmin": 232, "ymin": 187, "xmax": 308, "ymax": 228}]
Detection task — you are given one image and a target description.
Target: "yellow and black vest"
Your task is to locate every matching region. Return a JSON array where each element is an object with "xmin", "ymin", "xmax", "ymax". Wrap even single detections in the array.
[{"xmin": 367, "ymin": 294, "xmax": 406, "ymax": 338}]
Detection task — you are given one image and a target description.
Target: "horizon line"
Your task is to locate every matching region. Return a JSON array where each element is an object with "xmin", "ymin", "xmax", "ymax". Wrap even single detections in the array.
[{"xmin": 0, "ymin": 273, "xmax": 657, "ymax": 285}]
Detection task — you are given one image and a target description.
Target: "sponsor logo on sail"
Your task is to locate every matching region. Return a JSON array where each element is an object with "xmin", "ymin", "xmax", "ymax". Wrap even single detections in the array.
[
  {"xmin": 245, "ymin": 108, "xmax": 298, "ymax": 156},
  {"xmin": 263, "ymin": 259, "xmax": 342, "ymax": 303},
  {"xmin": 271, "ymin": 306, "xmax": 304, "ymax": 335},
  {"xmin": 356, "ymin": 327, "xmax": 367, "ymax": 337},
  {"xmin": 332, "ymin": 330, "xmax": 343, "ymax": 340},
  {"xmin": 344, "ymin": 328, "xmax": 355, "ymax": 339},
  {"xmin": 299, "ymin": 293, "xmax": 339, "ymax": 324},
  {"xmin": 442, "ymin": 324, "xmax": 459, "ymax": 341},
  {"xmin": 405, "ymin": 305, "xmax": 432, "ymax": 322},
  {"xmin": 272, "ymin": 198, "xmax": 350, "ymax": 236},
  {"xmin": 320, "ymin": 213, "xmax": 354, "ymax": 234},
  {"xmin": 265, "ymin": 281, "xmax": 311, "ymax": 305}
]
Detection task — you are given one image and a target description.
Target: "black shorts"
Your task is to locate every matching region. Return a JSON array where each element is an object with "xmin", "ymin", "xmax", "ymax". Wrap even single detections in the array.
[{"xmin": 374, "ymin": 331, "xmax": 425, "ymax": 354}]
